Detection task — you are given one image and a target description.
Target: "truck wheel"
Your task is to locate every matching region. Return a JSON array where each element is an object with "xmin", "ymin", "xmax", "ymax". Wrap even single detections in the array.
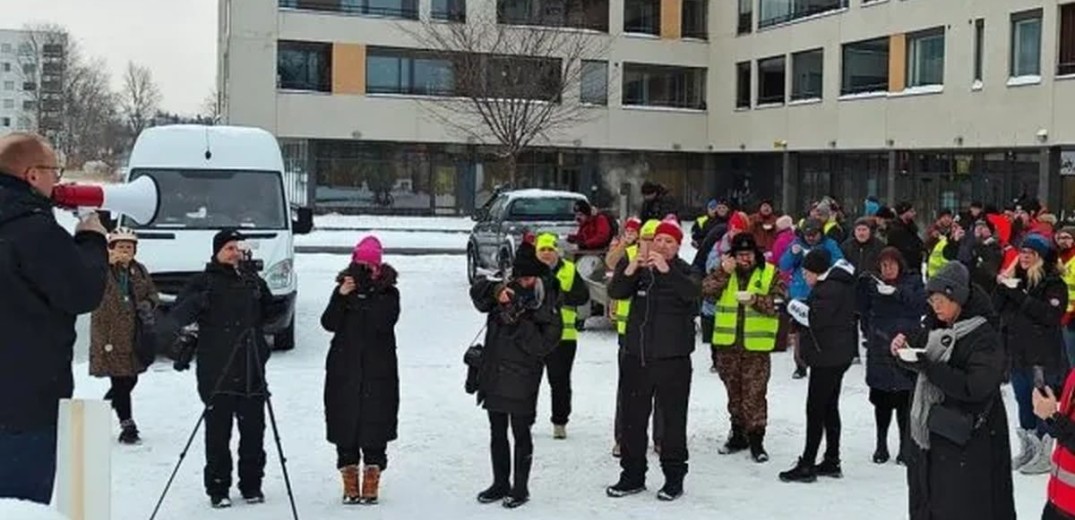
[
  {"xmin": 273, "ymin": 317, "xmax": 295, "ymax": 351},
  {"xmin": 467, "ymin": 245, "xmax": 479, "ymax": 285}
]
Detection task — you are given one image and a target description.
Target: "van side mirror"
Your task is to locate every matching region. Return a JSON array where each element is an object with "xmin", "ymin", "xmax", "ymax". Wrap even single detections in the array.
[{"xmin": 293, "ymin": 207, "xmax": 313, "ymax": 235}]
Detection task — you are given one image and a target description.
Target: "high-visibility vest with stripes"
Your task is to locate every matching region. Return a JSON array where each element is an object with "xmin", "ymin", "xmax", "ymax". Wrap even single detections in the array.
[
  {"xmin": 1048, "ymin": 369, "xmax": 1075, "ymax": 515},
  {"xmin": 614, "ymin": 245, "xmax": 639, "ymax": 336},
  {"xmin": 1064, "ymin": 255, "xmax": 1075, "ymax": 315},
  {"xmin": 696, "ymin": 215, "xmax": 709, "ymax": 231},
  {"xmin": 926, "ymin": 236, "xmax": 949, "ymax": 279},
  {"xmin": 554, "ymin": 260, "xmax": 579, "ymax": 341},
  {"xmin": 712, "ymin": 264, "xmax": 779, "ymax": 351}
]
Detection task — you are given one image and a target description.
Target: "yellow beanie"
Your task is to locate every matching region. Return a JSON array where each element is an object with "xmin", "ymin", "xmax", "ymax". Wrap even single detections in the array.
[{"xmin": 535, "ymin": 232, "xmax": 559, "ymax": 251}]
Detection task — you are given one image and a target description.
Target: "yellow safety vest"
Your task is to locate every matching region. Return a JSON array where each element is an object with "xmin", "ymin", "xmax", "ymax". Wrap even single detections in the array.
[
  {"xmin": 712, "ymin": 264, "xmax": 779, "ymax": 352},
  {"xmin": 615, "ymin": 245, "xmax": 639, "ymax": 336},
  {"xmin": 555, "ymin": 260, "xmax": 578, "ymax": 341},
  {"xmin": 1064, "ymin": 256, "xmax": 1075, "ymax": 314},
  {"xmin": 927, "ymin": 236, "xmax": 949, "ymax": 279},
  {"xmin": 696, "ymin": 215, "xmax": 709, "ymax": 230},
  {"xmin": 824, "ymin": 220, "xmax": 838, "ymax": 235}
]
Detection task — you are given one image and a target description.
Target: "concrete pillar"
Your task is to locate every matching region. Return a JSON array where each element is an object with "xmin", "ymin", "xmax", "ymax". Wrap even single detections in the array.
[
  {"xmin": 887, "ymin": 150, "xmax": 898, "ymax": 204},
  {"xmin": 781, "ymin": 151, "xmax": 796, "ymax": 216},
  {"xmin": 1040, "ymin": 146, "xmax": 1059, "ymax": 211}
]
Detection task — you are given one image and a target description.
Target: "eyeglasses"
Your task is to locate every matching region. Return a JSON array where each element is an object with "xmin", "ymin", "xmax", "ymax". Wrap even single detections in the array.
[
  {"xmin": 30, "ymin": 165, "xmax": 64, "ymax": 180},
  {"xmin": 927, "ymin": 294, "xmax": 950, "ymax": 307}
]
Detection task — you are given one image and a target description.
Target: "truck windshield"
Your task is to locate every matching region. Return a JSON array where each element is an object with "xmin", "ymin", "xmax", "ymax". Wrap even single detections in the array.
[{"xmin": 127, "ymin": 169, "xmax": 288, "ymax": 230}]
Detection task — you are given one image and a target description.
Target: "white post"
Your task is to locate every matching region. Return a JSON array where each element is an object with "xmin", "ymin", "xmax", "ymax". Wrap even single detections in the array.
[{"xmin": 55, "ymin": 399, "xmax": 111, "ymax": 520}]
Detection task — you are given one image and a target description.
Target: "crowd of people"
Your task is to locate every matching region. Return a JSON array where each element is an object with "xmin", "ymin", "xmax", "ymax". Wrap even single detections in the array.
[{"xmin": 7, "ymin": 127, "xmax": 1075, "ymax": 519}]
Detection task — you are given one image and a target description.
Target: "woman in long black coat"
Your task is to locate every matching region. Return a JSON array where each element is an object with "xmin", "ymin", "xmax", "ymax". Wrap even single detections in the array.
[
  {"xmin": 470, "ymin": 242, "xmax": 561, "ymax": 509},
  {"xmin": 861, "ymin": 247, "xmax": 925, "ymax": 464},
  {"xmin": 321, "ymin": 241, "xmax": 400, "ymax": 506},
  {"xmin": 894, "ymin": 262, "xmax": 1014, "ymax": 520}
]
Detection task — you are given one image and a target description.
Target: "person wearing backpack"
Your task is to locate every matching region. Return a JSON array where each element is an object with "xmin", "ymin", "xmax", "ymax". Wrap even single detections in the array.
[{"xmin": 89, "ymin": 227, "xmax": 159, "ymax": 445}]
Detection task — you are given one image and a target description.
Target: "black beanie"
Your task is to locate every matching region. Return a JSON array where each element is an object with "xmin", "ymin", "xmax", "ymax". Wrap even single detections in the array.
[
  {"xmin": 802, "ymin": 249, "xmax": 831, "ymax": 275},
  {"xmin": 512, "ymin": 242, "xmax": 547, "ymax": 278},
  {"xmin": 574, "ymin": 199, "xmax": 593, "ymax": 216},
  {"xmin": 213, "ymin": 229, "xmax": 245, "ymax": 257}
]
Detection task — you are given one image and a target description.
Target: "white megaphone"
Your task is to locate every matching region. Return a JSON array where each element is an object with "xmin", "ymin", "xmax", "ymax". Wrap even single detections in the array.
[{"xmin": 51, "ymin": 176, "xmax": 161, "ymax": 225}]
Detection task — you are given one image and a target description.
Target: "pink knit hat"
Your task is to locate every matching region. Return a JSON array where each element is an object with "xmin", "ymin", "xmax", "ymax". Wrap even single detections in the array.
[{"xmin": 352, "ymin": 236, "xmax": 383, "ymax": 267}]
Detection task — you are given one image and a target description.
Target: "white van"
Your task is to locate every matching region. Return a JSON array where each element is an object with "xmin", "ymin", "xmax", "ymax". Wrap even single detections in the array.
[{"xmin": 120, "ymin": 125, "xmax": 313, "ymax": 350}]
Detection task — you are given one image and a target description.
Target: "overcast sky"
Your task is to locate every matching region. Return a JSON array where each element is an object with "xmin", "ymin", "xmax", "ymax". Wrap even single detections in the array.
[{"xmin": 1, "ymin": 0, "xmax": 217, "ymax": 115}]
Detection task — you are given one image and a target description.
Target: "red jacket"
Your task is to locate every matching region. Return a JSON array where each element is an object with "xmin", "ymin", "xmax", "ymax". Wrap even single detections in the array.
[{"xmin": 570, "ymin": 213, "xmax": 613, "ymax": 250}]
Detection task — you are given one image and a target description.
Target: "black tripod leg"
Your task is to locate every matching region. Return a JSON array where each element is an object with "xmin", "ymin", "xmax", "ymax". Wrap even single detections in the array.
[{"xmin": 247, "ymin": 332, "xmax": 301, "ymax": 520}]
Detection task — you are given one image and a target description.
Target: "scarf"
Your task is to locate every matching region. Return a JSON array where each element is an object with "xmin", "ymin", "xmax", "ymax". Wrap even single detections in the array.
[{"xmin": 909, "ymin": 315, "xmax": 988, "ymax": 450}]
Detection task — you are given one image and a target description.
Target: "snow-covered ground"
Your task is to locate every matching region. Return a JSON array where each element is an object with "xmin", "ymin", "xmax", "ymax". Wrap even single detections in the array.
[
  {"xmin": 314, "ymin": 214, "xmax": 473, "ymax": 232},
  {"xmin": 10, "ymin": 253, "xmax": 1041, "ymax": 520},
  {"xmin": 295, "ymin": 230, "xmax": 467, "ymax": 250}
]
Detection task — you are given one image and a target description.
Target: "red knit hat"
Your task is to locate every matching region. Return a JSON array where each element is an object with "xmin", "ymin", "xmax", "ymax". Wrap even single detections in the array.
[
  {"xmin": 730, "ymin": 212, "xmax": 749, "ymax": 232},
  {"xmin": 625, "ymin": 217, "xmax": 642, "ymax": 233},
  {"xmin": 655, "ymin": 222, "xmax": 683, "ymax": 244}
]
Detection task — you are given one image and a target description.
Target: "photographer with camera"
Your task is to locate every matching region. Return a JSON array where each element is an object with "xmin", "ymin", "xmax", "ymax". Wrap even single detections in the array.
[
  {"xmin": 534, "ymin": 233, "xmax": 589, "ymax": 440},
  {"xmin": 321, "ymin": 236, "xmax": 400, "ymax": 506},
  {"xmin": 606, "ymin": 221, "xmax": 700, "ymax": 502},
  {"xmin": 166, "ymin": 229, "xmax": 274, "ymax": 509},
  {"xmin": 470, "ymin": 241, "xmax": 562, "ymax": 509}
]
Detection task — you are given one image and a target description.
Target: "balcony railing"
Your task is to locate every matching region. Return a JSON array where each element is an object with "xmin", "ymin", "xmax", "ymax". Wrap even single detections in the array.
[
  {"xmin": 279, "ymin": 0, "xmax": 418, "ymax": 20},
  {"xmin": 758, "ymin": 0, "xmax": 846, "ymax": 29}
]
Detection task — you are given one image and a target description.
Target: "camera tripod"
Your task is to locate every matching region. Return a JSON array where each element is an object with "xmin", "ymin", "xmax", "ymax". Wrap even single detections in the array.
[{"xmin": 149, "ymin": 329, "xmax": 300, "ymax": 520}]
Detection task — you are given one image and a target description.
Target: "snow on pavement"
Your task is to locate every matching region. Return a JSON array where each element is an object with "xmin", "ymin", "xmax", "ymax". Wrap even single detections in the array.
[
  {"xmin": 53, "ymin": 253, "xmax": 1049, "ymax": 519},
  {"xmin": 314, "ymin": 214, "xmax": 473, "ymax": 232},
  {"xmin": 294, "ymin": 230, "xmax": 467, "ymax": 250}
]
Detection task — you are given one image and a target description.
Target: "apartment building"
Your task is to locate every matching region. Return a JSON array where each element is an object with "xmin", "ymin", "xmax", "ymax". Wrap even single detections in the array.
[
  {"xmin": 0, "ymin": 28, "xmax": 65, "ymax": 142},
  {"xmin": 219, "ymin": 0, "xmax": 1075, "ymax": 217}
]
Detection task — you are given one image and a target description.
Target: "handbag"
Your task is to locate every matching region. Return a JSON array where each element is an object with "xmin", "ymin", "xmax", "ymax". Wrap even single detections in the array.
[
  {"xmin": 927, "ymin": 399, "xmax": 994, "ymax": 446},
  {"xmin": 134, "ymin": 307, "xmax": 157, "ymax": 369},
  {"xmin": 462, "ymin": 324, "xmax": 488, "ymax": 395}
]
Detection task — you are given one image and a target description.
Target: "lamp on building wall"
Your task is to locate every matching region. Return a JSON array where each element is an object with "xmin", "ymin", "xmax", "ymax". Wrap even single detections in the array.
[
  {"xmin": 773, "ymin": 140, "xmax": 788, "ymax": 150},
  {"xmin": 828, "ymin": 140, "xmax": 837, "ymax": 149},
  {"xmin": 1037, "ymin": 129, "xmax": 1049, "ymax": 143},
  {"xmin": 954, "ymin": 136, "xmax": 964, "ymax": 146},
  {"xmin": 672, "ymin": 143, "xmax": 682, "ymax": 151},
  {"xmin": 739, "ymin": 143, "xmax": 746, "ymax": 151},
  {"xmin": 573, "ymin": 139, "xmax": 582, "ymax": 147},
  {"xmin": 351, "ymin": 130, "xmax": 363, "ymax": 140},
  {"xmin": 707, "ymin": 145, "xmax": 714, "ymax": 151},
  {"xmin": 886, "ymin": 139, "xmax": 896, "ymax": 148}
]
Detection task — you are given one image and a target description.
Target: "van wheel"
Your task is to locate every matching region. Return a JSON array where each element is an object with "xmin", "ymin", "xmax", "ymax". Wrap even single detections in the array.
[{"xmin": 273, "ymin": 317, "xmax": 295, "ymax": 351}]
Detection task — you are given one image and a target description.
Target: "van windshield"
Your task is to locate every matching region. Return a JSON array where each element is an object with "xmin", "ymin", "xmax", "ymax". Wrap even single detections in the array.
[{"xmin": 128, "ymin": 169, "xmax": 288, "ymax": 230}]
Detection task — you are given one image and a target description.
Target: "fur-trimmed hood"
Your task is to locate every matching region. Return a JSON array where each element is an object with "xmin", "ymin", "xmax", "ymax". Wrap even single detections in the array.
[{"xmin": 336, "ymin": 262, "xmax": 399, "ymax": 289}]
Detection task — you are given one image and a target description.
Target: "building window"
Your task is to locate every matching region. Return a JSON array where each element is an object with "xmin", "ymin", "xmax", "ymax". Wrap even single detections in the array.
[
  {"xmin": 738, "ymin": 0, "xmax": 752, "ymax": 35},
  {"xmin": 0, "ymin": 44, "xmax": 10, "ymax": 54},
  {"xmin": 974, "ymin": 19, "xmax": 985, "ymax": 82},
  {"xmin": 432, "ymin": 0, "xmax": 466, "ymax": 22},
  {"xmin": 682, "ymin": 0, "xmax": 707, "ymax": 39},
  {"xmin": 791, "ymin": 48, "xmax": 823, "ymax": 100},
  {"xmin": 736, "ymin": 61, "xmax": 751, "ymax": 108},
  {"xmin": 624, "ymin": 0, "xmax": 660, "ymax": 35},
  {"xmin": 623, "ymin": 63, "xmax": 706, "ymax": 109},
  {"xmin": 1060, "ymin": 4, "xmax": 1075, "ymax": 76},
  {"xmin": 1, "ymin": 63, "xmax": 8, "ymax": 73},
  {"xmin": 841, "ymin": 37, "xmax": 889, "ymax": 95},
  {"xmin": 759, "ymin": 0, "xmax": 846, "ymax": 30},
  {"xmin": 21, "ymin": 82, "xmax": 34, "ymax": 92},
  {"xmin": 497, "ymin": 0, "xmax": 609, "ymax": 31},
  {"xmin": 22, "ymin": 100, "xmax": 34, "ymax": 111},
  {"xmin": 22, "ymin": 63, "xmax": 35, "ymax": 76},
  {"xmin": 757, "ymin": 55, "xmax": 786, "ymax": 105},
  {"xmin": 485, "ymin": 55, "xmax": 562, "ymax": 101},
  {"xmin": 1, "ymin": 117, "xmax": 9, "ymax": 127},
  {"xmin": 1010, "ymin": 9, "xmax": 1042, "ymax": 77},
  {"xmin": 278, "ymin": 0, "xmax": 418, "ymax": 20},
  {"xmin": 907, "ymin": 28, "xmax": 945, "ymax": 87},
  {"xmin": 2, "ymin": 99, "xmax": 12, "ymax": 109},
  {"xmin": 366, "ymin": 47, "xmax": 455, "ymax": 96},
  {"xmin": 580, "ymin": 60, "xmax": 608, "ymax": 105},
  {"xmin": 2, "ymin": 81, "xmax": 11, "ymax": 91},
  {"xmin": 277, "ymin": 41, "xmax": 332, "ymax": 92}
]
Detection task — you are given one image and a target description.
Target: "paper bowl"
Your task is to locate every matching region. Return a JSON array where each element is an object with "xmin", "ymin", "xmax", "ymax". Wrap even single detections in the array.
[
  {"xmin": 736, "ymin": 291, "xmax": 753, "ymax": 302},
  {"xmin": 1001, "ymin": 277, "xmax": 1020, "ymax": 289},
  {"xmin": 877, "ymin": 284, "xmax": 896, "ymax": 295},
  {"xmin": 763, "ymin": 224, "xmax": 774, "ymax": 230},
  {"xmin": 897, "ymin": 348, "xmax": 926, "ymax": 362}
]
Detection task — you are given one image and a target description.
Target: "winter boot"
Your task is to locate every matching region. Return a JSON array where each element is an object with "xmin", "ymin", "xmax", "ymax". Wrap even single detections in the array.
[
  {"xmin": 340, "ymin": 465, "xmax": 361, "ymax": 505},
  {"xmin": 478, "ymin": 485, "xmax": 510, "ymax": 504},
  {"xmin": 507, "ymin": 449, "xmax": 531, "ymax": 507},
  {"xmin": 872, "ymin": 445, "xmax": 890, "ymax": 464},
  {"xmin": 118, "ymin": 419, "xmax": 141, "ymax": 445},
  {"xmin": 606, "ymin": 477, "xmax": 646, "ymax": 498},
  {"xmin": 657, "ymin": 467, "xmax": 685, "ymax": 501},
  {"xmin": 209, "ymin": 495, "xmax": 232, "ymax": 509},
  {"xmin": 241, "ymin": 490, "xmax": 265, "ymax": 505},
  {"xmin": 718, "ymin": 425, "xmax": 749, "ymax": 455},
  {"xmin": 778, "ymin": 458, "xmax": 817, "ymax": 483},
  {"xmin": 749, "ymin": 431, "xmax": 769, "ymax": 463},
  {"xmin": 479, "ymin": 438, "xmax": 512, "ymax": 504},
  {"xmin": 502, "ymin": 495, "xmax": 529, "ymax": 509},
  {"xmin": 1012, "ymin": 428, "xmax": 1036, "ymax": 471},
  {"xmin": 1020, "ymin": 434, "xmax": 1053, "ymax": 475},
  {"xmin": 553, "ymin": 424, "xmax": 567, "ymax": 440},
  {"xmin": 793, "ymin": 366, "xmax": 808, "ymax": 380},
  {"xmin": 815, "ymin": 457, "xmax": 843, "ymax": 479},
  {"xmin": 360, "ymin": 465, "xmax": 381, "ymax": 504},
  {"xmin": 612, "ymin": 442, "xmax": 621, "ymax": 458}
]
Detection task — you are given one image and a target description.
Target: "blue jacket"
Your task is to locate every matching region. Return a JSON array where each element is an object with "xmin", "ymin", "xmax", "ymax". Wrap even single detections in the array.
[
  {"xmin": 0, "ymin": 175, "xmax": 108, "ymax": 430},
  {"xmin": 779, "ymin": 236, "xmax": 844, "ymax": 301}
]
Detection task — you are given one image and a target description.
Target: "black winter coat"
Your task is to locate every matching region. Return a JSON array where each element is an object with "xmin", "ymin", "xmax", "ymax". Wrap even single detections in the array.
[
  {"xmin": 905, "ymin": 286, "xmax": 1014, "ymax": 520},
  {"xmin": 321, "ymin": 265, "xmax": 401, "ymax": 447},
  {"xmin": 888, "ymin": 218, "xmax": 925, "ymax": 272},
  {"xmin": 608, "ymin": 256, "xmax": 701, "ymax": 361},
  {"xmin": 963, "ymin": 238, "xmax": 1003, "ymax": 295},
  {"xmin": 471, "ymin": 277, "xmax": 561, "ymax": 415},
  {"xmin": 168, "ymin": 261, "xmax": 274, "ymax": 403},
  {"xmin": 840, "ymin": 236, "xmax": 884, "ymax": 278},
  {"xmin": 0, "ymin": 175, "xmax": 108, "ymax": 430},
  {"xmin": 994, "ymin": 267, "xmax": 1068, "ymax": 373},
  {"xmin": 799, "ymin": 262, "xmax": 858, "ymax": 368},
  {"xmin": 640, "ymin": 189, "xmax": 679, "ymax": 223},
  {"xmin": 861, "ymin": 273, "xmax": 925, "ymax": 392}
]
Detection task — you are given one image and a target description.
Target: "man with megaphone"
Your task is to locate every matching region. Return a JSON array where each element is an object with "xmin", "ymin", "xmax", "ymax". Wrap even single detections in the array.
[{"xmin": 0, "ymin": 132, "xmax": 110, "ymax": 505}]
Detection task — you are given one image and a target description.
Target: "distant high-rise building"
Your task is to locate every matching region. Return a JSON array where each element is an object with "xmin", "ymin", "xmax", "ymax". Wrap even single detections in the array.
[{"xmin": 0, "ymin": 28, "xmax": 66, "ymax": 140}]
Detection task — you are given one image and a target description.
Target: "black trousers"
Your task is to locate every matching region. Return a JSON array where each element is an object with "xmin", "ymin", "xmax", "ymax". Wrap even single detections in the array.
[
  {"xmin": 104, "ymin": 376, "xmax": 138, "ymax": 422},
  {"xmin": 544, "ymin": 340, "xmax": 577, "ymax": 426},
  {"xmin": 870, "ymin": 388, "xmax": 910, "ymax": 454},
  {"xmin": 619, "ymin": 356, "xmax": 691, "ymax": 484},
  {"xmin": 204, "ymin": 394, "xmax": 266, "ymax": 497},
  {"xmin": 801, "ymin": 364, "xmax": 849, "ymax": 464},
  {"xmin": 336, "ymin": 444, "xmax": 387, "ymax": 470},
  {"xmin": 614, "ymin": 341, "xmax": 664, "ymax": 444},
  {"xmin": 488, "ymin": 411, "xmax": 535, "ymax": 497}
]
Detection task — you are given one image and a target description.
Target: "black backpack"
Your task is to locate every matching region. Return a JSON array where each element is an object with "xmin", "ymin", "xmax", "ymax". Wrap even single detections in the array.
[{"xmin": 599, "ymin": 211, "xmax": 620, "ymax": 242}]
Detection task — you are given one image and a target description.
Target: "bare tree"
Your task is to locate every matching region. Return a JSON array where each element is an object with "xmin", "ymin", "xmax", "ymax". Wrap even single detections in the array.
[
  {"xmin": 402, "ymin": 10, "xmax": 611, "ymax": 184},
  {"xmin": 62, "ymin": 57, "xmax": 123, "ymax": 166},
  {"xmin": 200, "ymin": 87, "xmax": 221, "ymax": 124},
  {"xmin": 120, "ymin": 61, "xmax": 162, "ymax": 141}
]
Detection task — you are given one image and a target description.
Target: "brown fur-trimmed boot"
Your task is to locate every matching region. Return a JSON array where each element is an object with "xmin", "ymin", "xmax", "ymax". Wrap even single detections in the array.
[
  {"xmin": 340, "ymin": 465, "xmax": 361, "ymax": 505},
  {"xmin": 360, "ymin": 465, "xmax": 381, "ymax": 505}
]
